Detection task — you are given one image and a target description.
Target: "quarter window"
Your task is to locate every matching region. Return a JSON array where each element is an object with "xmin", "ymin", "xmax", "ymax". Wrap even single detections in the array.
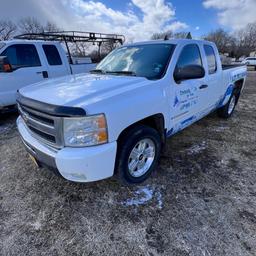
[
  {"xmin": 176, "ymin": 44, "xmax": 203, "ymax": 69},
  {"xmin": 204, "ymin": 45, "xmax": 217, "ymax": 74},
  {"xmin": 43, "ymin": 45, "xmax": 62, "ymax": 66},
  {"xmin": 0, "ymin": 44, "xmax": 41, "ymax": 69}
]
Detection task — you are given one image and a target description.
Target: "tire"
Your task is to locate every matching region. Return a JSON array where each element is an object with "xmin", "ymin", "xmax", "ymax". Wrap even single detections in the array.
[
  {"xmin": 217, "ymin": 93, "xmax": 238, "ymax": 118},
  {"xmin": 116, "ymin": 125, "xmax": 161, "ymax": 184}
]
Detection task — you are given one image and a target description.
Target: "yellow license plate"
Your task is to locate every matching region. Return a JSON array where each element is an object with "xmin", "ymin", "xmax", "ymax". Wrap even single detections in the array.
[{"xmin": 29, "ymin": 154, "xmax": 39, "ymax": 168}]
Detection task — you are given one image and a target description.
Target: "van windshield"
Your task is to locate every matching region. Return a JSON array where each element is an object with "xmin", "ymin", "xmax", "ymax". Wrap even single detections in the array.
[{"xmin": 95, "ymin": 44, "xmax": 175, "ymax": 80}]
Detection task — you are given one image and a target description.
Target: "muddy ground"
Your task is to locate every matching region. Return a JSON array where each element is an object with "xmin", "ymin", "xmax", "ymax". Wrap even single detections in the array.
[{"xmin": 0, "ymin": 72, "xmax": 256, "ymax": 256}]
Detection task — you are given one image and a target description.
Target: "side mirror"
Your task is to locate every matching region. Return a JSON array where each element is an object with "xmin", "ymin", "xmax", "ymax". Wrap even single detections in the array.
[
  {"xmin": 174, "ymin": 65, "xmax": 205, "ymax": 83},
  {"xmin": 0, "ymin": 56, "xmax": 12, "ymax": 73}
]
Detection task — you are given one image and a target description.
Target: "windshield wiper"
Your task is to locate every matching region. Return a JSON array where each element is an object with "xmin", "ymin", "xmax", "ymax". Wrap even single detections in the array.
[
  {"xmin": 105, "ymin": 70, "xmax": 137, "ymax": 76},
  {"xmin": 90, "ymin": 69, "xmax": 105, "ymax": 74}
]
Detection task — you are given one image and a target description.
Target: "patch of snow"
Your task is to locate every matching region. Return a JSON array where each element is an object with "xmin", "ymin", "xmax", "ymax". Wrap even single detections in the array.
[
  {"xmin": 0, "ymin": 123, "xmax": 13, "ymax": 134},
  {"xmin": 30, "ymin": 211, "xmax": 45, "ymax": 231},
  {"xmin": 155, "ymin": 190, "xmax": 163, "ymax": 209},
  {"xmin": 122, "ymin": 185, "xmax": 163, "ymax": 209},
  {"xmin": 186, "ymin": 141, "xmax": 207, "ymax": 155},
  {"xmin": 211, "ymin": 126, "xmax": 228, "ymax": 132},
  {"xmin": 30, "ymin": 221, "xmax": 42, "ymax": 231}
]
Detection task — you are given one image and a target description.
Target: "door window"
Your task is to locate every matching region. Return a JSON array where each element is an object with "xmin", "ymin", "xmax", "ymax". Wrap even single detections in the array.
[
  {"xmin": 204, "ymin": 45, "xmax": 217, "ymax": 74},
  {"xmin": 176, "ymin": 44, "xmax": 203, "ymax": 69},
  {"xmin": 0, "ymin": 44, "xmax": 41, "ymax": 69},
  {"xmin": 42, "ymin": 45, "xmax": 62, "ymax": 66}
]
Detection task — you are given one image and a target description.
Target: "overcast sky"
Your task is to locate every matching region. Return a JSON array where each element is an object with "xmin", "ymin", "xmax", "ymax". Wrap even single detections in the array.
[{"xmin": 1, "ymin": 0, "xmax": 256, "ymax": 41}]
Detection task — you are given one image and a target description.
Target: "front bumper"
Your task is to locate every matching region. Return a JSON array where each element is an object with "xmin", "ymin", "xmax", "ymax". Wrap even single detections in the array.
[{"xmin": 17, "ymin": 116, "xmax": 117, "ymax": 182}]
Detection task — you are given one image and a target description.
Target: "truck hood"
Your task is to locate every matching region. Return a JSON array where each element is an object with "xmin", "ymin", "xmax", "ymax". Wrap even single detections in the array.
[{"xmin": 19, "ymin": 73, "xmax": 149, "ymax": 107}]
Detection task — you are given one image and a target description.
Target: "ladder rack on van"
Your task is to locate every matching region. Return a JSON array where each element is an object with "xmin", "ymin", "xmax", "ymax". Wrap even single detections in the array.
[{"xmin": 14, "ymin": 31, "xmax": 125, "ymax": 44}]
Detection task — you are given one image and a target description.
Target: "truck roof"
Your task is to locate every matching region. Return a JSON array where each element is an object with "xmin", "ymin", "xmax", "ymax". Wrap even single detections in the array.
[
  {"xmin": 2, "ymin": 38, "xmax": 214, "ymax": 48},
  {"xmin": 126, "ymin": 38, "xmax": 215, "ymax": 46}
]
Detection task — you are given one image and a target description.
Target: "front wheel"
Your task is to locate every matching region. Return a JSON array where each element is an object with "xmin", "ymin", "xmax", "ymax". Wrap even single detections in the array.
[
  {"xmin": 217, "ymin": 93, "xmax": 238, "ymax": 118},
  {"xmin": 116, "ymin": 125, "xmax": 161, "ymax": 184}
]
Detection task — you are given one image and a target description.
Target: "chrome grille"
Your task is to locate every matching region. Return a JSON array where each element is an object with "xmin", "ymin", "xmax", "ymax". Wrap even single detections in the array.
[{"xmin": 18, "ymin": 103, "xmax": 63, "ymax": 148}]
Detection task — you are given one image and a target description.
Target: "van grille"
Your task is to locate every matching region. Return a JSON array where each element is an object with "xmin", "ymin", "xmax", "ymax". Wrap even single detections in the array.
[{"xmin": 18, "ymin": 103, "xmax": 63, "ymax": 148}]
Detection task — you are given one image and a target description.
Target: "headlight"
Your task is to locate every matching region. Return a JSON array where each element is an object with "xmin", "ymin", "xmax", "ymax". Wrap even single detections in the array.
[{"xmin": 63, "ymin": 114, "xmax": 108, "ymax": 147}]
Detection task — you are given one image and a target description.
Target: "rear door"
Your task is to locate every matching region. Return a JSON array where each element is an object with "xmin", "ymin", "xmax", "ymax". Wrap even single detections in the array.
[
  {"xmin": 41, "ymin": 44, "xmax": 70, "ymax": 78},
  {"xmin": 170, "ymin": 43, "xmax": 209, "ymax": 133},
  {"xmin": 0, "ymin": 43, "xmax": 49, "ymax": 106},
  {"xmin": 202, "ymin": 44, "xmax": 222, "ymax": 109}
]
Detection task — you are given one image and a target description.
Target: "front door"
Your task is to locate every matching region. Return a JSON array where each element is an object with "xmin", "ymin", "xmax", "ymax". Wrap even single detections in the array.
[
  {"xmin": 170, "ymin": 44, "xmax": 209, "ymax": 135},
  {"xmin": 0, "ymin": 43, "xmax": 49, "ymax": 106}
]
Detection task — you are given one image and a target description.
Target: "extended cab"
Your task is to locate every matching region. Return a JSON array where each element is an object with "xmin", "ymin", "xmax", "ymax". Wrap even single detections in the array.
[
  {"xmin": 16, "ymin": 39, "xmax": 247, "ymax": 183},
  {"xmin": 0, "ymin": 40, "xmax": 96, "ymax": 110}
]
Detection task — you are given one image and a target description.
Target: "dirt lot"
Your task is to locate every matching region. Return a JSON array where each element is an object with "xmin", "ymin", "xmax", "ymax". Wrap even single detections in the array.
[{"xmin": 0, "ymin": 72, "xmax": 256, "ymax": 256}]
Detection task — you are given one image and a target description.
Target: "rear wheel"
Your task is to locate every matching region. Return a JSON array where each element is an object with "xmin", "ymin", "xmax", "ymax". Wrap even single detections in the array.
[
  {"xmin": 217, "ymin": 93, "xmax": 238, "ymax": 118},
  {"xmin": 116, "ymin": 125, "xmax": 161, "ymax": 184}
]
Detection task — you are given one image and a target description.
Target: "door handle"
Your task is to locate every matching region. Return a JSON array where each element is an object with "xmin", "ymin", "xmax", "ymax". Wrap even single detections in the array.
[
  {"xmin": 36, "ymin": 71, "xmax": 48, "ymax": 78},
  {"xmin": 199, "ymin": 84, "xmax": 208, "ymax": 89}
]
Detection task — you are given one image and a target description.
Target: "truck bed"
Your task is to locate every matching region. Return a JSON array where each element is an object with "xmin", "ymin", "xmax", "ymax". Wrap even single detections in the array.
[{"xmin": 222, "ymin": 64, "xmax": 245, "ymax": 70}]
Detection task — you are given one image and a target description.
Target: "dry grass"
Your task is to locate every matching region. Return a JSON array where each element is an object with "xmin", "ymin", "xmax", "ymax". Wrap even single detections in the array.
[{"xmin": 0, "ymin": 72, "xmax": 256, "ymax": 256}]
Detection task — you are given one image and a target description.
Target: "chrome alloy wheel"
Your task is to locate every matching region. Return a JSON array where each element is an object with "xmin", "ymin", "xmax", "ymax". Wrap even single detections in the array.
[
  {"xmin": 128, "ymin": 138, "xmax": 156, "ymax": 178},
  {"xmin": 228, "ymin": 95, "xmax": 236, "ymax": 115}
]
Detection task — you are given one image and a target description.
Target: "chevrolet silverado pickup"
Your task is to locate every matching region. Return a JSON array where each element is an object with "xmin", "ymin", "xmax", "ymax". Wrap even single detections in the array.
[{"xmin": 16, "ymin": 39, "xmax": 247, "ymax": 183}]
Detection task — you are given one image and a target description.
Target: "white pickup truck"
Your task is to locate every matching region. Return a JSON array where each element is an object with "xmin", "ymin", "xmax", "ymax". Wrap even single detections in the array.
[
  {"xmin": 0, "ymin": 40, "xmax": 96, "ymax": 110},
  {"xmin": 16, "ymin": 39, "xmax": 247, "ymax": 184},
  {"xmin": 242, "ymin": 57, "xmax": 256, "ymax": 70}
]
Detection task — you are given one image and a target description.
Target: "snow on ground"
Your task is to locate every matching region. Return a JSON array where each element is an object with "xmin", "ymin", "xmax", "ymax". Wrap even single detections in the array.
[
  {"xmin": 186, "ymin": 141, "xmax": 207, "ymax": 155},
  {"xmin": 0, "ymin": 123, "xmax": 14, "ymax": 134},
  {"xmin": 122, "ymin": 185, "xmax": 163, "ymax": 209}
]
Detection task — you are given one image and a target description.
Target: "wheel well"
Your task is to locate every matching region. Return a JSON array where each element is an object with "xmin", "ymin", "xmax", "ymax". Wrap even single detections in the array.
[
  {"xmin": 233, "ymin": 79, "xmax": 244, "ymax": 95},
  {"xmin": 117, "ymin": 114, "xmax": 166, "ymax": 144}
]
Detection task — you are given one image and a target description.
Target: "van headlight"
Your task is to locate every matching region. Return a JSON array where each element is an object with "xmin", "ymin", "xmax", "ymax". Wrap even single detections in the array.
[{"xmin": 63, "ymin": 114, "xmax": 108, "ymax": 147}]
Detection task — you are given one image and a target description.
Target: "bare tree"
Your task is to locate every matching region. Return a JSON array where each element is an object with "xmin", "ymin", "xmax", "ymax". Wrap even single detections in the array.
[
  {"xmin": 0, "ymin": 20, "xmax": 17, "ymax": 40},
  {"xmin": 18, "ymin": 17, "xmax": 60, "ymax": 34},
  {"xmin": 43, "ymin": 21, "xmax": 60, "ymax": 32},
  {"xmin": 234, "ymin": 22, "xmax": 256, "ymax": 57},
  {"xmin": 151, "ymin": 31, "xmax": 173, "ymax": 40},
  {"xmin": 204, "ymin": 25, "xmax": 256, "ymax": 58},
  {"xmin": 71, "ymin": 42, "xmax": 90, "ymax": 57},
  {"xmin": 151, "ymin": 31, "xmax": 191, "ymax": 40},
  {"xmin": 18, "ymin": 17, "xmax": 44, "ymax": 34},
  {"xmin": 203, "ymin": 29, "xmax": 236, "ymax": 55},
  {"xmin": 101, "ymin": 39, "xmax": 120, "ymax": 54}
]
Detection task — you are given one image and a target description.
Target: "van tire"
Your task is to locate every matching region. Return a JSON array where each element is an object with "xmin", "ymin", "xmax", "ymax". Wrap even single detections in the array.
[
  {"xmin": 217, "ymin": 93, "xmax": 238, "ymax": 118},
  {"xmin": 116, "ymin": 125, "xmax": 161, "ymax": 184}
]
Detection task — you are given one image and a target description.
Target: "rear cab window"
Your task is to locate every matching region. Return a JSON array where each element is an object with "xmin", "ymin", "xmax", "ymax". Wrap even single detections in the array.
[
  {"xmin": 204, "ymin": 45, "xmax": 217, "ymax": 74},
  {"xmin": 0, "ymin": 44, "xmax": 41, "ymax": 69},
  {"xmin": 42, "ymin": 45, "xmax": 62, "ymax": 66}
]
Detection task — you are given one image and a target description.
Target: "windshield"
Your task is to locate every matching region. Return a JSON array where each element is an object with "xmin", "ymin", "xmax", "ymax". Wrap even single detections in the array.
[{"xmin": 96, "ymin": 44, "xmax": 175, "ymax": 80}]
